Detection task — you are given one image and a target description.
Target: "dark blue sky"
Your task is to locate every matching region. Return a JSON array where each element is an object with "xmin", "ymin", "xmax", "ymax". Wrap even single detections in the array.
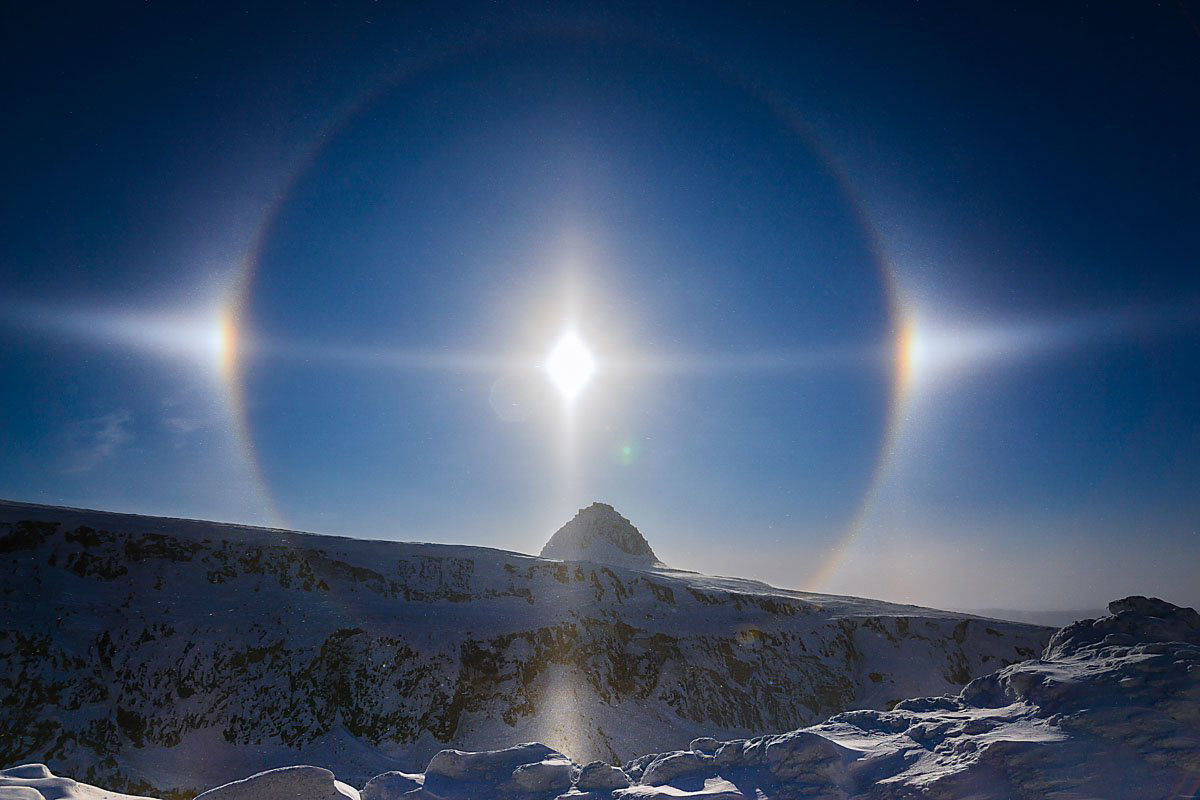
[{"xmin": 2, "ymin": 2, "xmax": 1198, "ymax": 609}]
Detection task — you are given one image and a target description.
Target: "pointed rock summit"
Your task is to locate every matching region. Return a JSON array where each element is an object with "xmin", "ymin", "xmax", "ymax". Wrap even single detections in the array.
[{"xmin": 540, "ymin": 502, "xmax": 663, "ymax": 567}]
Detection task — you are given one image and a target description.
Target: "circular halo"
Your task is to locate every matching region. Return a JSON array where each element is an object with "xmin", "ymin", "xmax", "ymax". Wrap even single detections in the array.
[{"xmin": 224, "ymin": 25, "xmax": 907, "ymax": 586}]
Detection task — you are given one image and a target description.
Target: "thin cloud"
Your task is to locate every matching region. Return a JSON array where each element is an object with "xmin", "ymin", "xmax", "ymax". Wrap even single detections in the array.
[
  {"xmin": 159, "ymin": 388, "xmax": 216, "ymax": 447},
  {"xmin": 163, "ymin": 415, "xmax": 204, "ymax": 435},
  {"xmin": 62, "ymin": 411, "xmax": 133, "ymax": 473}
]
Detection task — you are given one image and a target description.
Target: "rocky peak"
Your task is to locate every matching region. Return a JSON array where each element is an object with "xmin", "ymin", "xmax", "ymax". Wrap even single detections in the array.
[{"xmin": 539, "ymin": 503, "xmax": 662, "ymax": 567}]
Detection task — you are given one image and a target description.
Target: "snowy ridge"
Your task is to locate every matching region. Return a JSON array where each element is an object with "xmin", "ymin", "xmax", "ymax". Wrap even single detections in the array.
[
  {"xmin": 0, "ymin": 500, "xmax": 1049, "ymax": 796},
  {"xmin": 7, "ymin": 596, "xmax": 1197, "ymax": 799}
]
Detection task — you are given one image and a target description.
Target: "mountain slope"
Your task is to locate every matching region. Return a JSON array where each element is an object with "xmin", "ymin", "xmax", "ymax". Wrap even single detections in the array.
[
  {"xmin": 9, "ymin": 596, "xmax": 1196, "ymax": 799},
  {"xmin": 0, "ymin": 500, "xmax": 1050, "ymax": 797}
]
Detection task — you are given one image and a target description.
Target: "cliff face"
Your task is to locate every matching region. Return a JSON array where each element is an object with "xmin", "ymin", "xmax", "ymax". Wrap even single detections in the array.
[{"xmin": 0, "ymin": 501, "xmax": 1050, "ymax": 797}]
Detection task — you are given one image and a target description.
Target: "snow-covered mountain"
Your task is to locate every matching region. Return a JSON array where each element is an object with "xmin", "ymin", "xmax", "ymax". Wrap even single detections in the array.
[
  {"xmin": 0, "ymin": 500, "xmax": 1050, "ymax": 797},
  {"xmin": 8, "ymin": 595, "xmax": 1196, "ymax": 799},
  {"xmin": 539, "ymin": 504, "xmax": 662, "ymax": 568}
]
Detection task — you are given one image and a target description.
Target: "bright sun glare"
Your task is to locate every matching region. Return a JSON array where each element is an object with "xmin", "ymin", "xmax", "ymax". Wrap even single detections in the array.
[{"xmin": 546, "ymin": 332, "xmax": 595, "ymax": 401}]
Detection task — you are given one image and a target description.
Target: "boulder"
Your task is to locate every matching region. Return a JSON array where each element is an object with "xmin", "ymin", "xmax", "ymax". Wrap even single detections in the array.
[
  {"xmin": 426, "ymin": 743, "xmax": 561, "ymax": 783},
  {"xmin": 194, "ymin": 765, "xmax": 359, "ymax": 800},
  {"xmin": 762, "ymin": 730, "xmax": 852, "ymax": 781},
  {"xmin": 640, "ymin": 751, "xmax": 712, "ymax": 786},
  {"xmin": 575, "ymin": 762, "xmax": 631, "ymax": 791},
  {"xmin": 361, "ymin": 771, "xmax": 423, "ymax": 800},
  {"xmin": 509, "ymin": 759, "xmax": 573, "ymax": 793}
]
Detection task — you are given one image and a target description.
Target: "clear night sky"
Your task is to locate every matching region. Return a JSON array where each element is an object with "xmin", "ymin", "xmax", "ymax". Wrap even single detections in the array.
[{"xmin": 3, "ymin": 2, "xmax": 1198, "ymax": 611}]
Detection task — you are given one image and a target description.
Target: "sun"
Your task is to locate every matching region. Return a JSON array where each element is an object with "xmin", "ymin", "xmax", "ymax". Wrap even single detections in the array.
[{"xmin": 546, "ymin": 331, "xmax": 596, "ymax": 402}]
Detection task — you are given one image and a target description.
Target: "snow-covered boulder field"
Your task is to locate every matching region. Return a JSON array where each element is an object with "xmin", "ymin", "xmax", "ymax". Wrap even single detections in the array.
[
  {"xmin": 0, "ymin": 500, "xmax": 1050, "ymax": 796},
  {"xmin": 0, "ymin": 763, "xmax": 155, "ymax": 800},
  {"xmin": 6, "ymin": 595, "xmax": 1198, "ymax": 799}
]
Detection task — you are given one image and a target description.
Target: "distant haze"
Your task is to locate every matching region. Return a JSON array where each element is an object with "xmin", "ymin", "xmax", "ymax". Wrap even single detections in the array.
[{"xmin": 959, "ymin": 609, "xmax": 1107, "ymax": 629}]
